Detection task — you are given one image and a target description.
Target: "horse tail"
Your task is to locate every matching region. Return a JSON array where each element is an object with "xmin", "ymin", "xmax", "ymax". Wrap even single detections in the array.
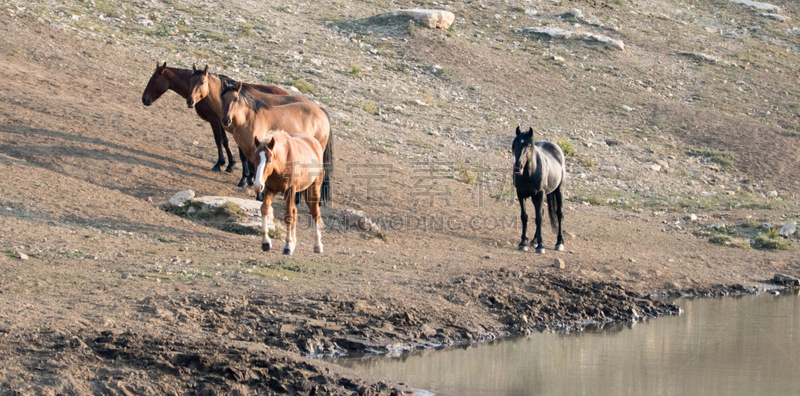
[
  {"xmin": 321, "ymin": 107, "xmax": 333, "ymax": 205},
  {"xmin": 546, "ymin": 186, "xmax": 560, "ymax": 232}
]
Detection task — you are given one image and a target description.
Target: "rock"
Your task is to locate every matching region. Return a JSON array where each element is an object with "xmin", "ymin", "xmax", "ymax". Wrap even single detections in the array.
[
  {"xmin": 121, "ymin": 273, "xmax": 131, "ymax": 279},
  {"xmin": 772, "ymin": 273, "xmax": 800, "ymax": 287},
  {"xmin": 524, "ymin": 27, "xmax": 624, "ymax": 50},
  {"xmin": 552, "ymin": 55, "xmax": 566, "ymax": 62},
  {"xmin": 525, "ymin": 9, "xmax": 538, "ymax": 17},
  {"xmin": 16, "ymin": 252, "xmax": 28, "ymax": 260},
  {"xmin": 553, "ymin": 258, "xmax": 565, "ymax": 269},
  {"xmin": 762, "ymin": 13, "xmax": 789, "ymax": 22},
  {"xmin": 687, "ymin": 214, "xmax": 698, "ymax": 221},
  {"xmin": 343, "ymin": 210, "xmax": 380, "ymax": 232},
  {"xmin": 729, "ymin": 0, "xmax": 780, "ymax": 13},
  {"xmin": 779, "ymin": 221, "xmax": 796, "ymax": 237},
  {"xmin": 169, "ymin": 190, "xmax": 195, "ymax": 207},
  {"xmin": 568, "ymin": 8, "xmax": 583, "ymax": 19},
  {"xmin": 789, "ymin": 28, "xmax": 800, "ymax": 35},
  {"xmin": 622, "ymin": 105, "xmax": 633, "ymax": 111},
  {"xmin": 766, "ymin": 190, "xmax": 779, "ymax": 198},
  {"xmin": 648, "ymin": 164, "xmax": 662, "ymax": 172},
  {"xmin": 382, "ymin": 9, "xmax": 455, "ymax": 30}
]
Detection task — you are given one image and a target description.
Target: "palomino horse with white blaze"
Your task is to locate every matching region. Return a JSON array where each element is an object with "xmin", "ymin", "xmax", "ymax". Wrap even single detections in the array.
[
  {"xmin": 512, "ymin": 126, "xmax": 566, "ymax": 254},
  {"xmin": 187, "ymin": 65, "xmax": 333, "ymax": 204},
  {"xmin": 253, "ymin": 132, "xmax": 324, "ymax": 255},
  {"xmin": 141, "ymin": 61, "xmax": 288, "ymax": 173}
]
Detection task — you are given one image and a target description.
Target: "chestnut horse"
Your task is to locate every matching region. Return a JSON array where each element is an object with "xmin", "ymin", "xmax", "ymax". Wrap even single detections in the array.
[
  {"xmin": 188, "ymin": 66, "xmax": 333, "ymax": 204},
  {"xmin": 252, "ymin": 132, "xmax": 324, "ymax": 255},
  {"xmin": 141, "ymin": 61, "xmax": 288, "ymax": 173}
]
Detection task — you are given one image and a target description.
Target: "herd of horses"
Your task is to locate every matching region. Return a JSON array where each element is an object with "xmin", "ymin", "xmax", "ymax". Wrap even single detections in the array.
[{"xmin": 140, "ymin": 63, "xmax": 566, "ymax": 256}]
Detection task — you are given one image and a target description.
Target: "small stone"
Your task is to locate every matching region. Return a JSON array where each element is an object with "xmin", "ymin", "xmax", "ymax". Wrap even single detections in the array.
[
  {"xmin": 16, "ymin": 252, "xmax": 28, "ymax": 260},
  {"xmin": 649, "ymin": 164, "xmax": 662, "ymax": 172},
  {"xmin": 773, "ymin": 273, "xmax": 800, "ymax": 286},
  {"xmin": 766, "ymin": 190, "xmax": 779, "ymax": 198},
  {"xmin": 553, "ymin": 258, "xmax": 565, "ymax": 269},
  {"xmin": 622, "ymin": 105, "xmax": 633, "ymax": 111},
  {"xmin": 282, "ymin": 276, "xmax": 289, "ymax": 281},
  {"xmin": 628, "ymin": 257, "xmax": 636, "ymax": 263},
  {"xmin": 568, "ymin": 8, "xmax": 583, "ymax": 18},
  {"xmin": 121, "ymin": 273, "xmax": 131, "ymax": 279},
  {"xmin": 687, "ymin": 214, "xmax": 698, "ymax": 221},
  {"xmin": 192, "ymin": 141, "xmax": 199, "ymax": 146}
]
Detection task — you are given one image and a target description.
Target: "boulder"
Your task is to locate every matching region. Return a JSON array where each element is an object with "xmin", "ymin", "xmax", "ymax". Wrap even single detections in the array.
[
  {"xmin": 730, "ymin": 0, "xmax": 780, "ymax": 13},
  {"xmin": 169, "ymin": 190, "xmax": 195, "ymax": 207},
  {"xmin": 193, "ymin": 196, "xmax": 275, "ymax": 230},
  {"xmin": 773, "ymin": 273, "xmax": 800, "ymax": 287},
  {"xmin": 778, "ymin": 221, "xmax": 796, "ymax": 237},
  {"xmin": 553, "ymin": 258, "xmax": 566, "ymax": 269},
  {"xmin": 382, "ymin": 9, "xmax": 455, "ymax": 30},
  {"xmin": 526, "ymin": 27, "xmax": 625, "ymax": 50}
]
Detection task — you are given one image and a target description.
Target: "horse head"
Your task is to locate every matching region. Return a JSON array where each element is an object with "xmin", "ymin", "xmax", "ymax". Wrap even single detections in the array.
[
  {"xmin": 220, "ymin": 80, "xmax": 244, "ymax": 127},
  {"xmin": 252, "ymin": 135, "xmax": 277, "ymax": 194},
  {"xmin": 141, "ymin": 61, "xmax": 169, "ymax": 106},
  {"xmin": 512, "ymin": 126, "xmax": 535, "ymax": 176},
  {"xmin": 187, "ymin": 64, "xmax": 209, "ymax": 108}
]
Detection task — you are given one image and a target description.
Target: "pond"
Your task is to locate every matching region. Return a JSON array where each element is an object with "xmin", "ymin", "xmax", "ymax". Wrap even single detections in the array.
[{"xmin": 332, "ymin": 290, "xmax": 800, "ymax": 395}]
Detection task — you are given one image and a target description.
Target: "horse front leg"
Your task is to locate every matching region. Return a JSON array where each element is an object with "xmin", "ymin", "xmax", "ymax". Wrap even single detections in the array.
[
  {"xmin": 237, "ymin": 148, "xmax": 248, "ymax": 187},
  {"xmin": 283, "ymin": 187, "xmax": 297, "ymax": 255},
  {"xmin": 532, "ymin": 191, "xmax": 545, "ymax": 254},
  {"xmin": 260, "ymin": 193, "xmax": 274, "ymax": 251},
  {"xmin": 211, "ymin": 122, "xmax": 225, "ymax": 172},
  {"xmin": 517, "ymin": 194, "xmax": 529, "ymax": 251}
]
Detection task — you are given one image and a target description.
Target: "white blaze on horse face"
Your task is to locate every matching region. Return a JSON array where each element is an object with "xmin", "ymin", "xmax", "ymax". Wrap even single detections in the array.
[{"xmin": 254, "ymin": 151, "xmax": 267, "ymax": 193}]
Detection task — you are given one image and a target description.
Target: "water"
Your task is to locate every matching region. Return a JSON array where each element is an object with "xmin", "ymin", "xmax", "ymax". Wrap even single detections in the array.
[{"xmin": 332, "ymin": 291, "xmax": 800, "ymax": 396}]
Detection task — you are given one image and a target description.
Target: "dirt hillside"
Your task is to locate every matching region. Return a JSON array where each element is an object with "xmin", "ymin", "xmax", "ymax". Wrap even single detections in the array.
[{"xmin": 1, "ymin": 0, "xmax": 799, "ymax": 394}]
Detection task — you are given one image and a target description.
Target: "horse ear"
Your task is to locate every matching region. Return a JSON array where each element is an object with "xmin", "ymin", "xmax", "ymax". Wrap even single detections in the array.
[
  {"xmin": 203, "ymin": 65, "xmax": 209, "ymax": 76},
  {"xmin": 192, "ymin": 63, "xmax": 197, "ymax": 72},
  {"xmin": 528, "ymin": 127, "xmax": 533, "ymax": 136},
  {"xmin": 515, "ymin": 126, "xmax": 521, "ymax": 136},
  {"xmin": 254, "ymin": 136, "xmax": 261, "ymax": 148},
  {"xmin": 267, "ymin": 139, "xmax": 276, "ymax": 151},
  {"xmin": 158, "ymin": 61, "xmax": 167, "ymax": 73},
  {"xmin": 235, "ymin": 81, "xmax": 243, "ymax": 93}
]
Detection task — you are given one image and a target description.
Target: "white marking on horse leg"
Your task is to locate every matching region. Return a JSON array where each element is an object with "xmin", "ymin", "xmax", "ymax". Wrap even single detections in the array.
[
  {"xmin": 283, "ymin": 217, "xmax": 294, "ymax": 255},
  {"xmin": 555, "ymin": 244, "xmax": 565, "ymax": 251},
  {"xmin": 313, "ymin": 217, "xmax": 323, "ymax": 253},
  {"xmin": 253, "ymin": 151, "xmax": 267, "ymax": 192},
  {"xmin": 261, "ymin": 214, "xmax": 272, "ymax": 251}
]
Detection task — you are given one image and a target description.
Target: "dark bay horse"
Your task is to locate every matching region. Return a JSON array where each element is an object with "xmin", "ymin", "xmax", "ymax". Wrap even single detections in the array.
[
  {"xmin": 141, "ymin": 61, "xmax": 288, "ymax": 173},
  {"xmin": 190, "ymin": 68, "xmax": 333, "ymax": 205},
  {"xmin": 512, "ymin": 127, "xmax": 566, "ymax": 254},
  {"xmin": 253, "ymin": 133, "xmax": 324, "ymax": 255}
]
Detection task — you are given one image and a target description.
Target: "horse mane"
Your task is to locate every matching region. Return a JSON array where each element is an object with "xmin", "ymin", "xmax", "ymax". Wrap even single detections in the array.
[{"xmin": 222, "ymin": 84, "xmax": 269, "ymax": 113}]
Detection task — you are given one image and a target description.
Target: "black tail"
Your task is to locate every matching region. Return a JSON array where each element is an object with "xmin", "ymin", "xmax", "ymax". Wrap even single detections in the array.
[
  {"xmin": 546, "ymin": 186, "xmax": 561, "ymax": 232},
  {"xmin": 321, "ymin": 108, "xmax": 333, "ymax": 205}
]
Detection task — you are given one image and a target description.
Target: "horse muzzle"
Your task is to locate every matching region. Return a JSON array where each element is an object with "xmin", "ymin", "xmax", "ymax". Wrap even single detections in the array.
[
  {"xmin": 142, "ymin": 98, "xmax": 152, "ymax": 106},
  {"xmin": 186, "ymin": 98, "xmax": 195, "ymax": 108},
  {"xmin": 221, "ymin": 117, "xmax": 232, "ymax": 127},
  {"xmin": 253, "ymin": 184, "xmax": 263, "ymax": 194}
]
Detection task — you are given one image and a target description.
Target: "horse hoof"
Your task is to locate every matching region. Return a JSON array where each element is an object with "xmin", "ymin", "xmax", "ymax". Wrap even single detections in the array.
[
  {"xmin": 261, "ymin": 242, "xmax": 271, "ymax": 251},
  {"xmin": 518, "ymin": 245, "xmax": 529, "ymax": 252},
  {"xmin": 211, "ymin": 165, "xmax": 222, "ymax": 172},
  {"xmin": 283, "ymin": 248, "xmax": 293, "ymax": 256},
  {"xmin": 535, "ymin": 248, "xmax": 546, "ymax": 254},
  {"xmin": 555, "ymin": 244, "xmax": 565, "ymax": 252},
  {"xmin": 247, "ymin": 179, "xmax": 254, "ymax": 187},
  {"xmin": 256, "ymin": 192, "xmax": 264, "ymax": 202},
  {"xmin": 314, "ymin": 245, "xmax": 323, "ymax": 254},
  {"xmin": 225, "ymin": 166, "xmax": 234, "ymax": 173},
  {"xmin": 237, "ymin": 179, "xmax": 246, "ymax": 188}
]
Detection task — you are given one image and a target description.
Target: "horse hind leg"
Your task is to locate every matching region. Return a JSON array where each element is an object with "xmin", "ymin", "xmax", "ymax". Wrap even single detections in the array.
[
  {"xmin": 532, "ymin": 191, "xmax": 546, "ymax": 254},
  {"xmin": 222, "ymin": 132, "xmax": 236, "ymax": 173},
  {"xmin": 307, "ymin": 182, "xmax": 324, "ymax": 253},
  {"xmin": 517, "ymin": 194, "xmax": 529, "ymax": 251},
  {"xmin": 552, "ymin": 187, "xmax": 565, "ymax": 252}
]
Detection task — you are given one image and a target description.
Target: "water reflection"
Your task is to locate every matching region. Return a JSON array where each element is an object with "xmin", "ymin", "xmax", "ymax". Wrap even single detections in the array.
[{"xmin": 333, "ymin": 291, "xmax": 800, "ymax": 396}]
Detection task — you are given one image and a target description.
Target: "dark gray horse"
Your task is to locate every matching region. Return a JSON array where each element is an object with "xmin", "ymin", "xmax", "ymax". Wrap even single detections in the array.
[{"xmin": 512, "ymin": 127, "xmax": 566, "ymax": 254}]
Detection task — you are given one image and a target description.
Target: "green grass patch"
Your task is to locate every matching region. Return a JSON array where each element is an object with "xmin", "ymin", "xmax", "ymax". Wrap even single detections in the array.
[
  {"xmin": 237, "ymin": 24, "xmax": 253, "ymax": 37},
  {"xmin": 557, "ymin": 136, "xmax": 576, "ymax": 156},
  {"xmin": 349, "ymin": 66, "xmax": 362, "ymax": 77},
  {"xmin": 455, "ymin": 162, "xmax": 478, "ymax": 185},
  {"xmin": 290, "ymin": 79, "xmax": 317, "ymax": 94},
  {"xmin": 221, "ymin": 219, "xmax": 259, "ymax": 235},
  {"xmin": 783, "ymin": 130, "xmax": 800, "ymax": 138},
  {"xmin": 752, "ymin": 230, "xmax": 792, "ymax": 250},
  {"xmin": 686, "ymin": 148, "xmax": 737, "ymax": 171}
]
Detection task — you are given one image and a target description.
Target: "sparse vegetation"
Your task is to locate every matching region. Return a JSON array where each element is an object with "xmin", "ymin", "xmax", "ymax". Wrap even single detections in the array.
[
  {"xmin": 455, "ymin": 162, "xmax": 478, "ymax": 185},
  {"xmin": 290, "ymin": 79, "xmax": 317, "ymax": 94},
  {"xmin": 557, "ymin": 136, "xmax": 576, "ymax": 156},
  {"xmin": 237, "ymin": 24, "xmax": 253, "ymax": 37},
  {"xmin": 752, "ymin": 230, "xmax": 792, "ymax": 250},
  {"xmin": 686, "ymin": 148, "xmax": 737, "ymax": 171},
  {"xmin": 349, "ymin": 66, "xmax": 362, "ymax": 77}
]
